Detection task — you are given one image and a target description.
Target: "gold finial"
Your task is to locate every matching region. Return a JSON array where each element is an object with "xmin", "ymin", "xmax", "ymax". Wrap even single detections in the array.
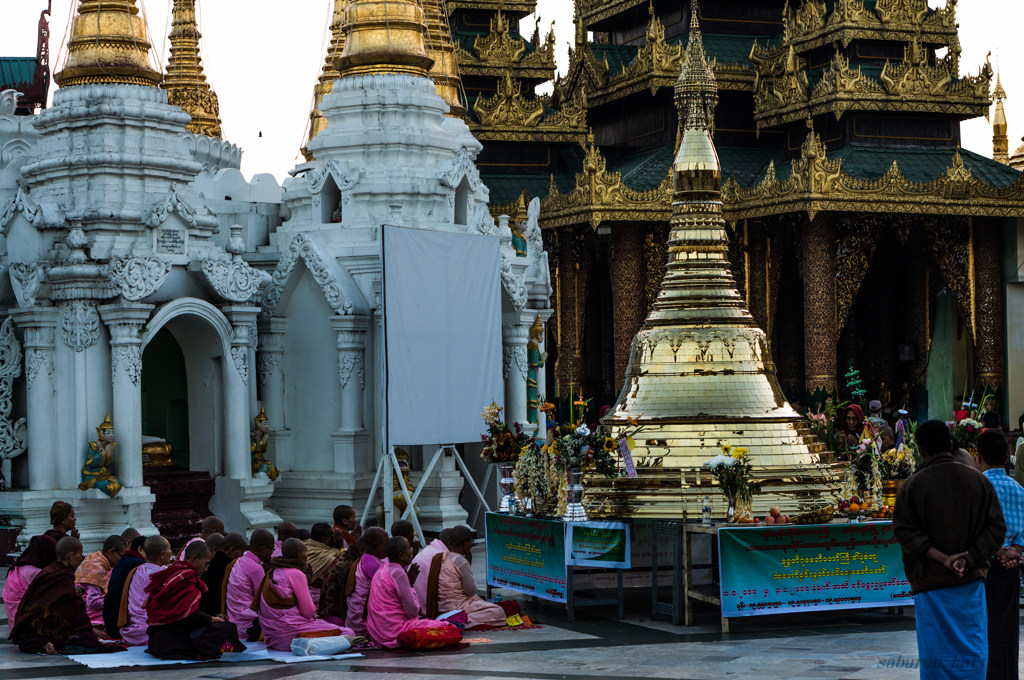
[
  {"xmin": 423, "ymin": 0, "xmax": 466, "ymax": 117},
  {"xmin": 254, "ymin": 406, "xmax": 268, "ymax": 427},
  {"xmin": 674, "ymin": 0, "xmax": 717, "ymax": 126},
  {"xmin": 993, "ymin": 71, "xmax": 1009, "ymax": 164},
  {"xmin": 95, "ymin": 414, "xmax": 114, "ymax": 439},
  {"xmin": 55, "ymin": 0, "xmax": 163, "ymax": 88},
  {"xmin": 163, "ymin": 0, "xmax": 223, "ymax": 139},
  {"xmin": 335, "ymin": 0, "xmax": 434, "ymax": 78},
  {"xmin": 304, "ymin": 0, "xmax": 348, "ymax": 160},
  {"xmin": 530, "ymin": 316, "xmax": 544, "ymax": 340}
]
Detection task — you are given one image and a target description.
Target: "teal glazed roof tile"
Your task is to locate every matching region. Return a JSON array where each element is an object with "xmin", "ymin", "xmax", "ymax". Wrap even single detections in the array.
[
  {"xmin": 613, "ymin": 146, "xmax": 674, "ymax": 191},
  {"xmin": 719, "ymin": 147, "xmax": 784, "ymax": 187},
  {"xmin": 482, "ymin": 173, "xmax": 572, "ymax": 205},
  {"xmin": 592, "ymin": 43, "xmax": 638, "ymax": 75},
  {"xmin": 0, "ymin": 58, "xmax": 36, "ymax": 90},
  {"xmin": 673, "ymin": 33, "xmax": 777, "ymax": 68}
]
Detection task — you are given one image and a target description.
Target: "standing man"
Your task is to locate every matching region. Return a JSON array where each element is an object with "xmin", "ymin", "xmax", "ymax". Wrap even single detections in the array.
[
  {"xmin": 893, "ymin": 420, "xmax": 1006, "ymax": 679},
  {"xmin": 976, "ymin": 430, "xmax": 1024, "ymax": 680},
  {"xmin": 867, "ymin": 400, "xmax": 887, "ymax": 431}
]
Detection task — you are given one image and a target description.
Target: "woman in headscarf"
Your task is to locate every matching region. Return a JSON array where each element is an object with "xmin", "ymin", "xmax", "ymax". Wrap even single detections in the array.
[
  {"xmin": 590, "ymin": 405, "xmax": 612, "ymax": 435},
  {"xmin": 46, "ymin": 501, "xmax": 78, "ymax": 541},
  {"xmin": 841, "ymin": 404, "xmax": 872, "ymax": 450},
  {"xmin": 4, "ymin": 535, "xmax": 57, "ymax": 627}
]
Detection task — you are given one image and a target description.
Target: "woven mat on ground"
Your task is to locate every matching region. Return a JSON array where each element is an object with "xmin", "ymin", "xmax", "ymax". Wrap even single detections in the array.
[
  {"xmin": 65, "ymin": 642, "xmax": 363, "ymax": 668},
  {"xmin": 467, "ymin": 614, "xmax": 543, "ymax": 632}
]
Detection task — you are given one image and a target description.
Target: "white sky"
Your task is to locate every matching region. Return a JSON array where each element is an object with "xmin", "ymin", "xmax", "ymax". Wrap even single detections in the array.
[{"xmin": 0, "ymin": 0, "xmax": 1016, "ymax": 182}]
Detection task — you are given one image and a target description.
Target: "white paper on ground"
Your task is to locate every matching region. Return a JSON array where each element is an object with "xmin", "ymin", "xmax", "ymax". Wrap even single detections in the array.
[{"xmin": 65, "ymin": 642, "xmax": 363, "ymax": 668}]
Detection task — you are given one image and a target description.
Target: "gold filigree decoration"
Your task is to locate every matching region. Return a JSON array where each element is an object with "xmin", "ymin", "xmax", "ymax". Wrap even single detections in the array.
[
  {"xmin": 752, "ymin": 35, "xmax": 991, "ymax": 128},
  {"xmin": 721, "ymin": 131, "xmax": 1024, "ymax": 223},
  {"xmin": 471, "ymin": 73, "xmax": 588, "ymax": 136},
  {"xmin": 471, "ymin": 10, "xmax": 555, "ymax": 68},
  {"xmin": 834, "ymin": 214, "xmax": 883, "ymax": 330},
  {"xmin": 778, "ymin": 0, "xmax": 957, "ymax": 53}
]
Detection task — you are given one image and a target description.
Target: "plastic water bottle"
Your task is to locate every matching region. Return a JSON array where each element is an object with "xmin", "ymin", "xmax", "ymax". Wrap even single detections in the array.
[
  {"xmin": 494, "ymin": 591, "xmax": 502, "ymax": 603},
  {"xmin": 702, "ymin": 496, "xmax": 712, "ymax": 526}
]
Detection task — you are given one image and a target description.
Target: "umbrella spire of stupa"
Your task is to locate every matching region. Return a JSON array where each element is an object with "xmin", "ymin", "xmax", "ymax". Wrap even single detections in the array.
[
  {"xmin": 162, "ymin": 0, "xmax": 223, "ymax": 139},
  {"xmin": 55, "ymin": 0, "xmax": 163, "ymax": 88}
]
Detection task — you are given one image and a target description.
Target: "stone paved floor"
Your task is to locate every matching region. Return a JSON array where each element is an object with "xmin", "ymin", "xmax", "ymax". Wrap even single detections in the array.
[{"xmin": 1, "ymin": 546, "xmax": 1018, "ymax": 679}]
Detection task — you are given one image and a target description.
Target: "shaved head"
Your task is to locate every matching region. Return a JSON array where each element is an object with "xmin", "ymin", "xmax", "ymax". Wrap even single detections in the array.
[
  {"xmin": 364, "ymin": 526, "xmax": 388, "ymax": 548},
  {"xmin": 185, "ymin": 540, "xmax": 212, "ymax": 561},
  {"xmin": 391, "ymin": 520, "xmax": 414, "ymax": 540},
  {"xmin": 205, "ymin": 533, "xmax": 225, "ymax": 552},
  {"xmin": 103, "ymin": 535, "xmax": 127, "ymax": 553},
  {"xmin": 201, "ymin": 516, "xmax": 225, "ymax": 537},
  {"xmin": 121, "ymin": 527, "xmax": 141, "ymax": 542},
  {"xmin": 282, "ymin": 537, "xmax": 306, "ymax": 559},
  {"xmin": 277, "ymin": 521, "xmax": 297, "ymax": 540},
  {"xmin": 56, "ymin": 536, "xmax": 82, "ymax": 558},
  {"xmin": 144, "ymin": 536, "xmax": 169, "ymax": 563},
  {"xmin": 250, "ymin": 528, "xmax": 275, "ymax": 548},
  {"xmin": 438, "ymin": 528, "xmax": 452, "ymax": 546},
  {"xmin": 224, "ymin": 532, "xmax": 248, "ymax": 551}
]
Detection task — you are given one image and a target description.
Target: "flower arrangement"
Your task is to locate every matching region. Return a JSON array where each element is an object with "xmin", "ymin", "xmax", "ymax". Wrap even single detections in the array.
[
  {"xmin": 804, "ymin": 398, "xmax": 850, "ymax": 459},
  {"xmin": 951, "ymin": 418, "xmax": 983, "ymax": 452},
  {"xmin": 514, "ymin": 441, "xmax": 562, "ymax": 516},
  {"xmin": 880, "ymin": 444, "xmax": 917, "ymax": 480},
  {"xmin": 480, "ymin": 402, "xmax": 535, "ymax": 463},
  {"xmin": 547, "ymin": 422, "xmax": 619, "ymax": 478},
  {"xmin": 704, "ymin": 445, "xmax": 760, "ymax": 502}
]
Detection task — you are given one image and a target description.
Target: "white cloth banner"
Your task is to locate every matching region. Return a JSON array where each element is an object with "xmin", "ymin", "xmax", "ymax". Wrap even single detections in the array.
[{"xmin": 382, "ymin": 225, "xmax": 502, "ymax": 445}]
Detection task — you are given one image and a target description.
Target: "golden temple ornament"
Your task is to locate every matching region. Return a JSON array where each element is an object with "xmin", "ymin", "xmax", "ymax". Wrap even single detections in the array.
[
  {"xmin": 593, "ymin": 0, "xmax": 837, "ymax": 520},
  {"xmin": 423, "ymin": 0, "xmax": 466, "ymax": 118},
  {"xmin": 162, "ymin": 0, "xmax": 223, "ymax": 139},
  {"xmin": 56, "ymin": 0, "xmax": 163, "ymax": 89},
  {"xmin": 303, "ymin": 0, "xmax": 347, "ymax": 160},
  {"xmin": 335, "ymin": 0, "xmax": 434, "ymax": 79}
]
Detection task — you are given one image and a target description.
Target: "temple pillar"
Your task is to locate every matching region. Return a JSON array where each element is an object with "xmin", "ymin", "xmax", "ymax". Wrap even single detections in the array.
[
  {"xmin": 222, "ymin": 306, "xmax": 260, "ymax": 481},
  {"xmin": 610, "ymin": 224, "xmax": 647, "ymax": 393},
  {"xmin": 503, "ymin": 321, "xmax": 530, "ymax": 426},
  {"xmin": 746, "ymin": 220, "xmax": 769, "ymax": 334},
  {"xmin": 802, "ymin": 214, "xmax": 837, "ymax": 403},
  {"xmin": 557, "ymin": 226, "xmax": 581, "ymax": 397},
  {"xmin": 331, "ymin": 314, "xmax": 370, "ymax": 473},
  {"xmin": 974, "ymin": 218, "xmax": 1005, "ymax": 394},
  {"xmin": 98, "ymin": 303, "xmax": 154, "ymax": 490},
  {"xmin": 9, "ymin": 307, "xmax": 59, "ymax": 491},
  {"xmin": 533, "ymin": 309, "xmax": 554, "ymax": 439},
  {"xmin": 256, "ymin": 317, "xmax": 289, "ymax": 469}
]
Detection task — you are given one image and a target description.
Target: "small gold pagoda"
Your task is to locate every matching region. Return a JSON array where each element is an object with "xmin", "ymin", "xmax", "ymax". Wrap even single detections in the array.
[
  {"xmin": 593, "ymin": 0, "xmax": 836, "ymax": 520},
  {"xmin": 162, "ymin": 0, "xmax": 223, "ymax": 139},
  {"xmin": 55, "ymin": 0, "xmax": 163, "ymax": 88}
]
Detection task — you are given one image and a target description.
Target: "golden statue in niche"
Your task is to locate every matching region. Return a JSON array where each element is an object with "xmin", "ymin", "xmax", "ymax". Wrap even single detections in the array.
[
  {"xmin": 251, "ymin": 407, "xmax": 280, "ymax": 481},
  {"xmin": 79, "ymin": 414, "xmax": 123, "ymax": 497}
]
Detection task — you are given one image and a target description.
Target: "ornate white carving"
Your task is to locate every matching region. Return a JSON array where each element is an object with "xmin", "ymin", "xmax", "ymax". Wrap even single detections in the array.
[
  {"xmin": 523, "ymin": 197, "xmax": 552, "ymax": 296},
  {"xmin": 201, "ymin": 259, "xmax": 262, "ymax": 303},
  {"xmin": 147, "ymin": 182, "xmax": 218, "ymax": 229},
  {"xmin": 338, "ymin": 351, "xmax": 365, "ymax": 390},
  {"xmin": 59, "ymin": 300, "xmax": 101, "ymax": 352},
  {"xmin": 0, "ymin": 89, "xmax": 20, "ymax": 115},
  {"xmin": 0, "ymin": 182, "xmax": 41, "ymax": 232},
  {"xmin": 25, "ymin": 348, "xmax": 52, "ymax": 390},
  {"xmin": 499, "ymin": 253, "xmax": 528, "ymax": 311},
  {"xmin": 257, "ymin": 352, "xmax": 281, "ymax": 385},
  {"xmin": 111, "ymin": 345, "xmax": 142, "ymax": 386},
  {"xmin": 440, "ymin": 148, "xmax": 480, "ymax": 190},
  {"xmin": 307, "ymin": 161, "xmax": 360, "ymax": 195},
  {"xmin": 0, "ymin": 317, "xmax": 27, "ymax": 464},
  {"xmin": 231, "ymin": 346, "xmax": 249, "ymax": 384},
  {"xmin": 9, "ymin": 262, "xmax": 43, "ymax": 307},
  {"xmin": 108, "ymin": 256, "xmax": 171, "ymax": 301},
  {"xmin": 263, "ymin": 233, "xmax": 357, "ymax": 316},
  {"xmin": 469, "ymin": 203, "xmax": 496, "ymax": 236},
  {"xmin": 503, "ymin": 344, "xmax": 528, "ymax": 380}
]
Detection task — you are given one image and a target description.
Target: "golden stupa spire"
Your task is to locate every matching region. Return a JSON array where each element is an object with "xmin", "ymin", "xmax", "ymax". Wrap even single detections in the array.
[
  {"xmin": 55, "ymin": 0, "xmax": 163, "ymax": 88},
  {"xmin": 594, "ymin": 0, "xmax": 834, "ymax": 520},
  {"xmin": 303, "ymin": 0, "xmax": 347, "ymax": 161},
  {"xmin": 162, "ymin": 0, "xmax": 223, "ymax": 139},
  {"xmin": 993, "ymin": 71, "xmax": 1009, "ymax": 165},
  {"xmin": 423, "ymin": 0, "xmax": 466, "ymax": 118},
  {"xmin": 335, "ymin": 0, "xmax": 434, "ymax": 78}
]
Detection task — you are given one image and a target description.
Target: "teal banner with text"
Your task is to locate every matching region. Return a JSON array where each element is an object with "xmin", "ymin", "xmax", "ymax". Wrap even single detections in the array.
[{"xmin": 485, "ymin": 513, "xmax": 567, "ymax": 603}]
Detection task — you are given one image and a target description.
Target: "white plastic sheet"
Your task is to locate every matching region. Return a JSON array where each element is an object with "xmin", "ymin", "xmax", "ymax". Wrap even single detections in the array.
[{"xmin": 382, "ymin": 225, "xmax": 502, "ymax": 446}]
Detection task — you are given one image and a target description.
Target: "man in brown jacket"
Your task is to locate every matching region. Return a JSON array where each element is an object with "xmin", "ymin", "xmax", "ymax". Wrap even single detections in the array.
[{"xmin": 893, "ymin": 419, "xmax": 1005, "ymax": 679}]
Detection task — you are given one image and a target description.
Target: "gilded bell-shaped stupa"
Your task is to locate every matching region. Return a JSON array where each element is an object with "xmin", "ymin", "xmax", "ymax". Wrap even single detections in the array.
[
  {"xmin": 593, "ymin": 0, "xmax": 836, "ymax": 520},
  {"xmin": 335, "ymin": 0, "xmax": 434, "ymax": 78},
  {"xmin": 55, "ymin": 0, "xmax": 163, "ymax": 88}
]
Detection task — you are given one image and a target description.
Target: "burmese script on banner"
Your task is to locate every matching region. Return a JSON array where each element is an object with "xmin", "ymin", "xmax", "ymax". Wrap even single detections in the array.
[
  {"xmin": 485, "ymin": 513, "xmax": 567, "ymax": 603},
  {"xmin": 718, "ymin": 521, "xmax": 911, "ymax": 617},
  {"xmin": 566, "ymin": 521, "xmax": 631, "ymax": 569}
]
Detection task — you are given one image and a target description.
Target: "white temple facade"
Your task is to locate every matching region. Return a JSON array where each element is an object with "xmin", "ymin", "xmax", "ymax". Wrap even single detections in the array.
[{"xmin": 0, "ymin": 0, "xmax": 552, "ymax": 549}]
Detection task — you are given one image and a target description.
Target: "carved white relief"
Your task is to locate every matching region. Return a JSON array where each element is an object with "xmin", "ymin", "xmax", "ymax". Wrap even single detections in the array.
[
  {"xmin": 503, "ymin": 344, "xmax": 528, "ymax": 380},
  {"xmin": 0, "ymin": 90, "xmax": 20, "ymax": 115},
  {"xmin": 263, "ymin": 233, "xmax": 356, "ymax": 316},
  {"xmin": 231, "ymin": 346, "xmax": 248, "ymax": 384},
  {"xmin": 9, "ymin": 262, "xmax": 42, "ymax": 307},
  {"xmin": 59, "ymin": 301, "xmax": 101, "ymax": 352},
  {"xmin": 523, "ymin": 197, "xmax": 552, "ymax": 296},
  {"xmin": 469, "ymin": 203, "xmax": 496, "ymax": 236},
  {"xmin": 440, "ymin": 148, "xmax": 480, "ymax": 191},
  {"xmin": 0, "ymin": 318, "xmax": 27, "ymax": 462},
  {"xmin": 25, "ymin": 348, "xmax": 53, "ymax": 390},
  {"xmin": 0, "ymin": 182, "xmax": 41, "ymax": 232},
  {"xmin": 307, "ymin": 161, "xmax": 360, "ymax": 195},
  {"xmin": 338, "ymin": 351, "xmax": 365, "ymax": 390},
  {"xmin": 111, "ymin": 345, "xmax": 142, "ymax": 387},
  {"xmin": 257, "ymin": 352, "xmax": 281, "ymax": 385},
  {"xmin": 147, "ymin": 182, "xmax": 218, "ymax": 230},
  {"xmin": 108, "ymin": 256, "xmax": 171, "ymax": 302},
  {"xmin": 499, "ymin": 253, "xmax": 528, "ymax": 311},
  {"xmin": 201, "ymin": 259, "xmax": 262, "ymax": 303}
]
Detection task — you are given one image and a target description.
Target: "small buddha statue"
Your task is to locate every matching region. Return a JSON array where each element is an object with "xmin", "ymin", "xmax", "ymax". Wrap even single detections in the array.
[
  {"xmin": 250, "ymin": 407, "xmax": 280, "ymax": 481},
  {"xmin": 79, "ymin": 414, "xmax": 123, "ymax": 497}
]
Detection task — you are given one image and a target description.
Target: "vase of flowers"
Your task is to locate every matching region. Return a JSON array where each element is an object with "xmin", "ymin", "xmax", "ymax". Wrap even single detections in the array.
[
  {"xmin": 704, "ymin": 446, "xmax": 760, "ymax": 523},
  {"xmin": 498, "ymin": 462, "xmax": 518, "ymax": 513},
  {"xmin": 546, "ymin": 423, "xmax": 619, "ymax": 522}
]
